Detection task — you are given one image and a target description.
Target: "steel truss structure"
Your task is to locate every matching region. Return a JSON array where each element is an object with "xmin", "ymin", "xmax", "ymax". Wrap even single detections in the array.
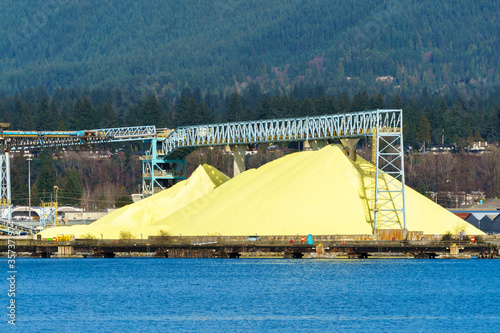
[
  {"xmin": 373, "ymin": 127, "xmax": 406, "ymax": 230},
  {"xmin": 39, "ymin": 202, "xmax": 58, "ymax": 230},
  {"xmin": 162, "ymin": 109, "xmax": 402, "ymax": 155},
  {"xmin": 0, "ymin": 153, "xmax": 11, "ymax": 224},
  {"xmin": 0, "ymin": 109, "xmax": 405, "ymax": 231},
  {"xmin": 0, "ymin": 125, "xmax": 157, "ymax": 151}
]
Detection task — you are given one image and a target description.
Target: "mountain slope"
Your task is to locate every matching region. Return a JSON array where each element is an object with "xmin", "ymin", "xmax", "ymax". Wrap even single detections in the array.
[{"xmin": 0, "ymin": 0, "xmax": 498, "ymax": 95}]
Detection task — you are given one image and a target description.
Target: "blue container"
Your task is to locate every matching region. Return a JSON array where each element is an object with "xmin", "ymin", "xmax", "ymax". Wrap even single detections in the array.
[{"xmin": 307, "ymin": 234, "xmax": 313, "ymax": 245}]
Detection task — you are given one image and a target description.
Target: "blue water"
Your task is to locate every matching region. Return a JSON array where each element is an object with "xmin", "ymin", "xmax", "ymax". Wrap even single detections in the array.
[{"xmin": 3, "ymin": 258, "xmax": 499, "ymax": 332}]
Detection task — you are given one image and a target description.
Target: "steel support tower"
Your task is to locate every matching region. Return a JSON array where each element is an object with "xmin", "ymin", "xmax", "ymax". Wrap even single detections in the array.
[
  {"xmin": 142, "ymin": 138, "xmax": 187, "ymax": 196},
  {"xmin": 0, "ymin": 153, "xmax": 11, "ymax": 225},
  {"xmin": 372, "ymin": 111, "xmax": 406, "ymax": 230}
]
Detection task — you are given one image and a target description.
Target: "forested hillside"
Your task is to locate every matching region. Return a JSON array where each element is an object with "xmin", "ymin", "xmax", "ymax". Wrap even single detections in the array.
[
  {"xmin": 0, "ymin": 0, "xmax": 498, "ymax": 96},
  {"xmin": 1, "ymin": 1, "xmax": 499, "ymax": 207},
  {"xmin": 3, "ymin": 84, "xmax": 500, "ymax": 206}
]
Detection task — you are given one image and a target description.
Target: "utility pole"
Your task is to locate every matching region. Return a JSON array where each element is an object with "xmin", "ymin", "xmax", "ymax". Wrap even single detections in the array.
[
  {"xmin": 54, "ymin": 185, "xmax": 59, "ymax": 226},
  {"xmin": 27, "ymin": 155, "xmax": 32, "ymax": 220}
]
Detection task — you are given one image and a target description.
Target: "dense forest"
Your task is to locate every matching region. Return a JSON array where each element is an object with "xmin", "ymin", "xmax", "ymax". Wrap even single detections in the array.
[
  {"xmin": 1, "ymin": 84, "xmax": 499, "ymax": 144},
  {"xmin": 0, "ymin": 1, "xmax": 499, "ymax": 208},
  {"xmin": 0, "ymin": 0, "xmax": 499, "ymax": 96},
  {"xmin": 2, "ymin": 85, "xmax": 499, "ymax": 207}
]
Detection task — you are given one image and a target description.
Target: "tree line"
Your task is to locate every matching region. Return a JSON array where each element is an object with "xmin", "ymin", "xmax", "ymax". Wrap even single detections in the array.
[
  {"xmin": 0, "ymin": 1, "xmax": 498, "ymax": 97},
  {"xmin": 2, "ymin": 84, "xmax": 499, "ymax": 206},
  {"xmin": 1, "ymin": 84, "xmax": 498, "ymax": 145}
]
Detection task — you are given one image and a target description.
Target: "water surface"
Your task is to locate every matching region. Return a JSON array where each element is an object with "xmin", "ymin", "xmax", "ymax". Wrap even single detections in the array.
[{"xmin": 3, "ymin": 258, "xmax": 499, "ymax": 332}]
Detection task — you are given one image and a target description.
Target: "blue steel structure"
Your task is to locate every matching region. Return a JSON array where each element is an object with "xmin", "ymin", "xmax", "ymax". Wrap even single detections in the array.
[
  {"xmin": 0, "ymin": 126, "xmax": 156, "ymax": 151},
  {"xmin": 0, "ymin": 109, "xmax": 406, "ymax": 231},
  {"xmin": 141, "ymin": 132, "xmax": 187, "ymax": 196},
  {"xmin": 0, "ymin": 126, "xmax": 158, "ymax": 228},
  {"xmin": 163, "ymin": 109, "xmax": 401, "ymax": 154}
]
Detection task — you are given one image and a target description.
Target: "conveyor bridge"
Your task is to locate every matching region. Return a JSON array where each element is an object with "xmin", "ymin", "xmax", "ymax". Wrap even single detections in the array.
[{"xmin": 0, "ymin": 109, "xmax": 405, "ymax": 231}]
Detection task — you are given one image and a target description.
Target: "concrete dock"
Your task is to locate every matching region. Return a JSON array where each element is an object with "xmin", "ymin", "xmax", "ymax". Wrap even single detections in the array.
[{"xmin": 1, "ymin": 236, "xmax": 498, "ymax": 259}]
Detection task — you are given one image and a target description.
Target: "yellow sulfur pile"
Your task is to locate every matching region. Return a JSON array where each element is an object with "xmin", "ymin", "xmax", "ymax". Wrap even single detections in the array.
[
  {"xmin": 40, "ymin": 164, "xmax": 229, "ymax": 239},
  {"xmin": 40, "ymin": 145, "xmax": 483, "ymax": 239}
]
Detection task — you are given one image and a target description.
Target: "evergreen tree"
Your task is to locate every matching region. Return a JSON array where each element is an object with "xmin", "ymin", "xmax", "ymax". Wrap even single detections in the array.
[
  {"xmin": 350, "ymin": 91, "xmax": 369, "ymax": 112},
  {"xmin": 299, "ymin": 98, "xmax": 316, "ymax": 116},
  {"xmin": 34, "ymin": 151, "xmax": 56, "ymax": 203},
  {"xmin": 372, "ymin": 93, "xmax": 385, "ymax": 109},
  {"xmin": 446, "ymin": 102, "xmax": 467, "ymax": 144},
  {"xmin": 255, "ymin": 96, "xmax": 271, "ymax": 119},
  {"xmin": 47, "ymin": 99, "xmax": 60, "ymax": 130},
  {"xmin": 100, "ymin": 103, "xmax": 118, "ymax": 128},
  {"xmin": 82, "ymin": 98, "xmax": 96, "ymax": 128},
  {"xmin": 12, "ymin": 95, "xmax": 24, "ymax": 129},
  {"xmin": 473, "ymin": 130, "xmax": 483, "ymax": 142},
  {"xmin": 0, "ymin": 101, "xmax": 10, "ymax": 124},
  {"xmin": 72, "ymin": 98, "xmax": 95, "ymax": 129},
  {"xmin": 326, "ymin": 95, "xmax": 338, "ymax": 114},
  {"xmin": 198, "ymin": 101, "xmax": 214, "ymax": 124},
  {"xmin": 244, "ymin": 106, "xmax": 252, "ymax": 121},
  {"xmin": 175, "ymin": 93, "xmax": 198, "ymax": 126},
  {"xmin": 19, "ymin": 103, "xmax": 34, "ymax": 130},
  {"xmin": 60, "ymin": 168, "xmax": 83, "ymax": 206},
  {"xmin": 336, "ymin": 92, "xmax": 350, "ymax": 113},
  {"xmin": 314, "ymin": 95, "xmax": 328, "ymax": 115},
  {"xmin": 392, "ymin": 94, "xmax": 403, "ymax": 109},
  {"xmin": 403, "ymin": 99, "xmax": 420, "ymax": 147},
  {"xmin": 57, "ymin": 107, "xmax": 69, "ymax": 130},
  {"xmin": 287, "ymin": 92, "xmax": 300, "ymax": 117},
  {"xmin": 485, "ymin": 107, "xmax": 499, "ymax": 142},
  {"xmin": 144, "ymin": 95, "xmax": 164, "ymax": 127},
  {"xmin": 125, "ymin": 104, "xmax": 141, "ymax": 126},
  {"xmin": 70, "ymin": 99, "xmax": 83, "ymax": 130},
  {"xmin": 269, "ymin": 94, "xmax": 285, "ymax": 119},
  {"xmin": 192, "ymin": 88, "xmax": 202, "ymax": 104},
  {"xmin": 204, "ymin": 88, "xmax": 215, "ymax": 109},
  {"xmin": 242, "ymin": 83, "xmax": 261, "ymax": 110},
  {"xmin": 226, "ymin": 92, "xmax": 243, "ymax": 122},
  {"xmin": 35, "ymin": 97, "xmax": 49, "ymax": 130},
  {"xmin": 416, "ymin": 114, "xmax": 431, "ymax": 150}
]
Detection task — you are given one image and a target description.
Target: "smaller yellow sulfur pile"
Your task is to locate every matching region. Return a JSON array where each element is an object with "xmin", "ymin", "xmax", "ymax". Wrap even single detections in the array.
[
  {"xmin": 40, "ymin": 145, "xmax": 483, "ymax": 239},
  {"xmin": 40, "ymin": 164, "xmax": 229, "ymax": 239}
]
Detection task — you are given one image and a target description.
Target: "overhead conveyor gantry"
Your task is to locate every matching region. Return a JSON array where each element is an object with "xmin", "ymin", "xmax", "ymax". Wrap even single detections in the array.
[{"xmin": 0, "ymin": 109, "xmax": 405, "ymax": 232}]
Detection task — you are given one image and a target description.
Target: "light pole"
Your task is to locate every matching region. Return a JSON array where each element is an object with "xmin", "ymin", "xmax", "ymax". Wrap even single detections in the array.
[
  {"xmin": 27, "ymin": 155, "xmax": 32, "ymax": 220},
  {"xmin": 54, "ymin": 185, "xmax": 59, "ymax": 225}
]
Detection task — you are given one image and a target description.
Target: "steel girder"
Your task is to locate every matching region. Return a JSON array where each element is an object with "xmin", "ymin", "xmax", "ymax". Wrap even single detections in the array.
[{"xmin": 162, "ymin": 109, "xmax": 403, "ymax": 155}]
